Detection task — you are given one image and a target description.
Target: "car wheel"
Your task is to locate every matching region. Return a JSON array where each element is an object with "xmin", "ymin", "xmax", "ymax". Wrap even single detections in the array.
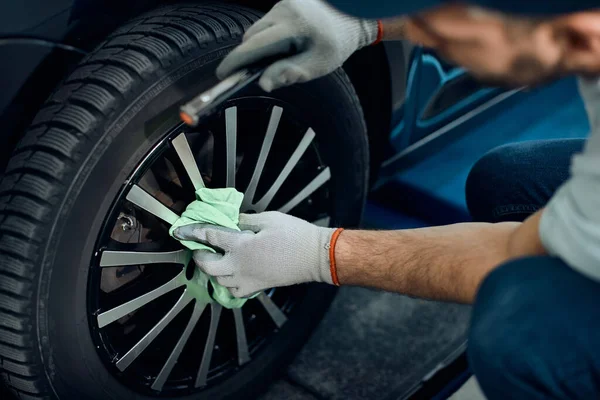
[{"xmin": 0, "ymin": 3, "xmax": 368, "ymax": 400}]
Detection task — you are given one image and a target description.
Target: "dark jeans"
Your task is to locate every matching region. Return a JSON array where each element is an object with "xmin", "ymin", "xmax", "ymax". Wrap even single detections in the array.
[{"xmin": 464, "ymin": 139, "xmax": 600, "ymax": 400}]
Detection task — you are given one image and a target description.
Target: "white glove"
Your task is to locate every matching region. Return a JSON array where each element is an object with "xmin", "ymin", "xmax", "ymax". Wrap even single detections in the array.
[
  {"xmin": 174, "ymin": 212, "xmax": 337, "ymax": 298},
  {"xmin": 216, "ymin": 0, "xmax": 379, "ymax": 92}
]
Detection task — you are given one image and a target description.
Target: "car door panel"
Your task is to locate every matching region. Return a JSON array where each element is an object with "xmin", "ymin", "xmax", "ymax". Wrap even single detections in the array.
[{"xmin": 388, "ymin": 46, "xmax": 504, "ymax": 152}]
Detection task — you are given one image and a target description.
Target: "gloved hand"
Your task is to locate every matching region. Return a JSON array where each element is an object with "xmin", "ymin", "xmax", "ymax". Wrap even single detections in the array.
[
  {"xmin": 216, "ymin": 0, "xmax": 379, "ymax": 92},
  {"xmin": 173, "ymin": 211, "xmax": 337, "ymax": 298}
]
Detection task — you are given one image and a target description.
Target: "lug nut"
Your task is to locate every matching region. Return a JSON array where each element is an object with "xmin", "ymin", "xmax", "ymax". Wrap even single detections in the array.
[{"xmin": 119, "ymin": 215, "xmax": 136, "ymax": 231}]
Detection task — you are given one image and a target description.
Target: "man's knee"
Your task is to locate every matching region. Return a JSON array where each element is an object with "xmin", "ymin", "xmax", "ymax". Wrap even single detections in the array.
[
  {"xmin": 466, "ymin": 143, "xmax": 536, "ymax": 222},
  {"xmin": 466, "ymin": 139, "xmax": 583, "ymax": 223}
]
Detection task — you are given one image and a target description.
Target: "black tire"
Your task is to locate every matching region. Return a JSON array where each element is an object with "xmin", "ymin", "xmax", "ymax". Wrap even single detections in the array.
[{"xmin": 0, "ymin": 3, "xmax": 368, "ymax": 400}]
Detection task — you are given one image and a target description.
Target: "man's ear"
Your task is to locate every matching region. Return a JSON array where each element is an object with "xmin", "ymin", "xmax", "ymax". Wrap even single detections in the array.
[{"xmin": 556, "ymin": 12, "xmax": 600, "ymax": 74}]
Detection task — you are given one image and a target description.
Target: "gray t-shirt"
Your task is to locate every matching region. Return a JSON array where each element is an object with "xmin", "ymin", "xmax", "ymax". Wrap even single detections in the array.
[{"xmin": 540, "ymin": 76, "xmax": 600, "ymax": 280}]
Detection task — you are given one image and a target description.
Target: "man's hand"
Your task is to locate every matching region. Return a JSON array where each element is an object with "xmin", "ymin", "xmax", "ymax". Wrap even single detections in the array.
[
  {"xmin": 174, "ymin": 212, "xmax": 336, "ymax": 298},
  {"xmin": 174, "ymin": 210, "xmax": 534, "ymax": 303},
  {"xmin": 216, "ymin": 0, "xmax": 378, "ymax": 92}
]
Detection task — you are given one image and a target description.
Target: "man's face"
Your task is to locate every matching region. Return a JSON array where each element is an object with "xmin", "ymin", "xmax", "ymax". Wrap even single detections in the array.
[{"xmin": 404, "ymin": 4, "xmax": 600, "ymax": 87}]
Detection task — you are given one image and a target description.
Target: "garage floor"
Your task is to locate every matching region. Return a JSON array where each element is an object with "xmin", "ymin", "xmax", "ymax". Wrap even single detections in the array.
[
  {"xmin": 0, "ymin": 78, "xmax": 588, "ymax": 400},
  {"xmin": 260, "ymin": 289, "xmax": 470, "ymax": 400}
]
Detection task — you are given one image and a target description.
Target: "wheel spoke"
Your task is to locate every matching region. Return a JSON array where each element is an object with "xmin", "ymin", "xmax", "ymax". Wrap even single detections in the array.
[
  {"xmin": 232, "ymin": 308, "xmax": 250, "ymax": 366},
  {"xmin": 97, "ymin": 272, "xmax": 185, "ymax": 328},
  {"xmin": 152, "ymin": 300, "xmax": 207, "ymax": 391},
  {"xmin": 225, "ymin": 107, "xmax": 237, "ymax": 188},
  {"xmin": 242, "ymin": 106, "xmax": 283, "ymax": 210},
  {"xmin": 312, "ymin": 216, "xmax": 331, "ymax": 227},
  {"xmin": 116, "ymin": 291, "xmax": 193, "ymax": 371},
  {"xmin": 100, "ymin": 249, "xmax": 191, "ymax": 267},
  {"xmin": 171, "ymin": 132, "xmax": 205, "ymax": 191},
  {"xmin": 253, "ymin": 128, "xmax": 316, "ymax": 212},
  {"xmin": 195, "ymin": 303, "xmax": 222, "ymax": 388},
  {"xmin": 126, "ymin": 184, "xmax": 179, "ymax": 225},
  {"xmin": 257, "ymin": 292, "xmax": 287, "ymax": 328},
  {"xmin": 278, "ymin": 167, "xmax": 331, "ymax": 214}
]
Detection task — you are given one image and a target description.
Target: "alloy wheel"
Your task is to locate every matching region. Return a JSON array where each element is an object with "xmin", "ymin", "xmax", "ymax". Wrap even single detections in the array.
[{"xmin": 88, "ymin": 97, "xmax": 332, "ymax": 396}]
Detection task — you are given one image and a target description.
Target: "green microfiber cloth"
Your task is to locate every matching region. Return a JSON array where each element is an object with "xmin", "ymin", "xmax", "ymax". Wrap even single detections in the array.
[{"xmin": 169, "ymin": 187, "xmax": 251, "ymax": 309}]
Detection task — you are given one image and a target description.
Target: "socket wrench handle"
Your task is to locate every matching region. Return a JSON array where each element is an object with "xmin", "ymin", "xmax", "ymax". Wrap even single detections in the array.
[{"xmin": 180, "ymin": 69, "xmax": 263, "ymax": 127}]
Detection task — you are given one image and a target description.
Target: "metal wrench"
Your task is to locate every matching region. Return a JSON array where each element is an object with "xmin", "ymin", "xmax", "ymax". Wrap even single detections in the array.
[{"xmin": 179, "ymin": 68, "xmax": 265, "ymax": 127}]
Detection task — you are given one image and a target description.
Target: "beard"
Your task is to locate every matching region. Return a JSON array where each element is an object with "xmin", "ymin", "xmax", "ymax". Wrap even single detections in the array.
[{"xmin": 472, "ymin": 55, "xmax": 563, "ymax": 88}]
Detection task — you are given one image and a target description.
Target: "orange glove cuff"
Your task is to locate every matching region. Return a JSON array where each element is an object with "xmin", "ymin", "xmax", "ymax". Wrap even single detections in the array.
[{"xmin": 329, "ymin": 228, "xmax": 344, "ymax": 286}]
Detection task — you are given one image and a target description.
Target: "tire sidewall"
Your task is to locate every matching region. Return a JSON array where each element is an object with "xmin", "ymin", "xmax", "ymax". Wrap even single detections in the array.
[{"xmin": 38, "ymin": 21, "xmax": 368, "ymax": 400}]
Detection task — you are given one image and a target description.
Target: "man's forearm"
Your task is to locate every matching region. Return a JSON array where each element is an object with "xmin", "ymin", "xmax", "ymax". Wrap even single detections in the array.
[{"xmin": 335, "ymin": 212, "xmax": 546, "ymax": 304}]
